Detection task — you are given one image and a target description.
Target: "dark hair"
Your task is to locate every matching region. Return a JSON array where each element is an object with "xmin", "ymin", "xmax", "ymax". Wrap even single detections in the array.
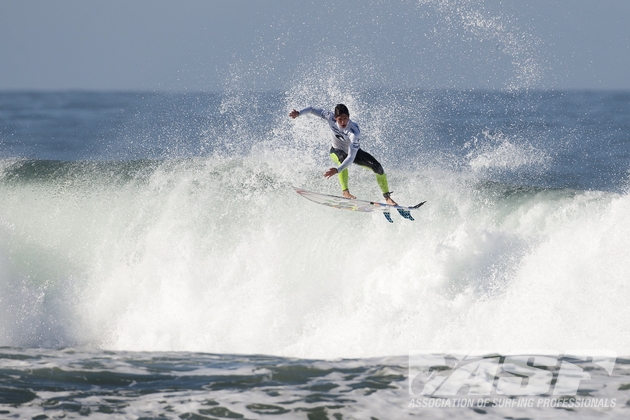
[{"xmin": 334, "ymin": 104, "xmax": 350, "ymax": 118}]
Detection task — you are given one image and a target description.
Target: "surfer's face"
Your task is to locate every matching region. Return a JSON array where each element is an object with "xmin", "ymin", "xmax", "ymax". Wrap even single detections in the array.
[{"xmin": 335, "ymin": 114, "xmax": 349, "ymax": 129}]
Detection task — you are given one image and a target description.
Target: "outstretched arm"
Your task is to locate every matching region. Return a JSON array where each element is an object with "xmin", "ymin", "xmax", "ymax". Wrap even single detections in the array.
[{"xmin": 289, "ymin": 107, "xmax": 327, "ymax": 120}]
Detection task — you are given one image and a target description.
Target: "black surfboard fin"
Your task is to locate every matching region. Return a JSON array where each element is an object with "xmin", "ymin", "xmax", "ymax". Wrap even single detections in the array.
[{"xmin": 397, "ymin": 208, "xmax": 414, "ymax": 221}]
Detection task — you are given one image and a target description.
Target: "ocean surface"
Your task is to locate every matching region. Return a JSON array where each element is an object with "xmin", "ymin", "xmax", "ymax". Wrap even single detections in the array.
[{"xmin": 1, "ymin": 89, "xmax": 630, "ymax": 418}]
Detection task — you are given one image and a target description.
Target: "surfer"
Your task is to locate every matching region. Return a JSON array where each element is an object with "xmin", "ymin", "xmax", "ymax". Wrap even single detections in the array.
[{"xmin": 289, "ymin": 104, "xmax": 397, "ymax": 205}]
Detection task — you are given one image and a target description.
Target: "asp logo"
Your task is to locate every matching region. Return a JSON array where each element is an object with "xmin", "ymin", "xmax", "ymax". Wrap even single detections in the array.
[{"xmin": 408, "ymin": 351, "xmax": 617, "ymax": 396}]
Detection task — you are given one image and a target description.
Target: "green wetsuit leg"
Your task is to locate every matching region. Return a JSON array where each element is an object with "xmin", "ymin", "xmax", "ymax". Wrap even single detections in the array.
[
  {"xmin": 330, "ymin": 147, "xmax": 391, "ymax": 195},
  {"xmin": 330, "ymin": 152, "xmax": 350, "ymax": 191},
  {"xmin": 375, "ymin": 173, "xmax": 390, "ymax": 195}
]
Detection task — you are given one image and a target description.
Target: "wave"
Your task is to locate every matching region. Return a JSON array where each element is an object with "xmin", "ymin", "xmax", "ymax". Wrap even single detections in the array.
[{"xmin": 1, "ymin": 155, "xmax": 628, "ymax": 358}]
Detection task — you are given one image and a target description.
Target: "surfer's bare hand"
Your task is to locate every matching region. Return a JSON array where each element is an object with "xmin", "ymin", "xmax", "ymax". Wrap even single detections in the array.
[
  {"xmin": 289, "ymin": 109, "xmax": 300, "ymax": 119},
  {"xmin": 324, "ymin": 168, "xmax": 338, "ymax": 178}
]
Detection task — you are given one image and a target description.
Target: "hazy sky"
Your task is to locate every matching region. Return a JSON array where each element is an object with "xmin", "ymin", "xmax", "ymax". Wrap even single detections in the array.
[{"xmin": 1, "ymin": 0, "xmax": 629, "ymax": 91}]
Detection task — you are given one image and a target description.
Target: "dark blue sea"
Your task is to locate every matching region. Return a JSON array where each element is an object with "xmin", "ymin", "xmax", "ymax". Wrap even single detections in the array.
[{"xmin": 1, "ymin": 89, "xmax": 630, "ymax": 418}]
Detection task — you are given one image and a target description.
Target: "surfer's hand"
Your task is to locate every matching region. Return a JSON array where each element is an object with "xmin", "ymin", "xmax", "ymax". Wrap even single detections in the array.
[
  {"xmin": 324, "ymin": 168, "xmax": 338, "ymax": 178},
  {"xmin": 289, "ymin": 109, "xmax": 300, "ymax": 119}
]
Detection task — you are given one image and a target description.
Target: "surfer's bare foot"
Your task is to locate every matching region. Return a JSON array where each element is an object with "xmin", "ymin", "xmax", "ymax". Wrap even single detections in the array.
[
  {"xmin": 342, "ymin": 190, "xmax": 356, "ymax": 199},
  {"xmin": 383, "ymin": 192, "xmax": 397, "ymax": 206}
]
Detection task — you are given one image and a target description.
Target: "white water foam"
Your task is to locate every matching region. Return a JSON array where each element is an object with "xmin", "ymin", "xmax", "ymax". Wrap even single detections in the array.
[{"xmin": 1, "ymin": 153, "xmax": 629, "ymax": 359}]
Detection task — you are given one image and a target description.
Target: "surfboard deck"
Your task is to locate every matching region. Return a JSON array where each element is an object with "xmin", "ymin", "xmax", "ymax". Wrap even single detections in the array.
[{"xmin": 293, "ymin": 187, "xmax": 425, "ymax": 222}]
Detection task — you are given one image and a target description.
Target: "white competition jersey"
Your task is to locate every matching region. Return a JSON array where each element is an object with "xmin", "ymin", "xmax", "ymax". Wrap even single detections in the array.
[{"xmin": 297, "ymin": 107, "xmax": 361, "ymax": 152}]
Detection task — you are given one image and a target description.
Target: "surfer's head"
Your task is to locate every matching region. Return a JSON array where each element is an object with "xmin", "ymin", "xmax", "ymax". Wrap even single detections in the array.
[{"xmin": 334, "ymin": 104, "xmax": 350, "ymax": 129}]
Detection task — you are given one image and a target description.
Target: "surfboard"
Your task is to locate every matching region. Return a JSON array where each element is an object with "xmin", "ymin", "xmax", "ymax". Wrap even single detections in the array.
[{"xmin": 293, "ymin": 187, "xmax": 426, "ymax": 222}]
